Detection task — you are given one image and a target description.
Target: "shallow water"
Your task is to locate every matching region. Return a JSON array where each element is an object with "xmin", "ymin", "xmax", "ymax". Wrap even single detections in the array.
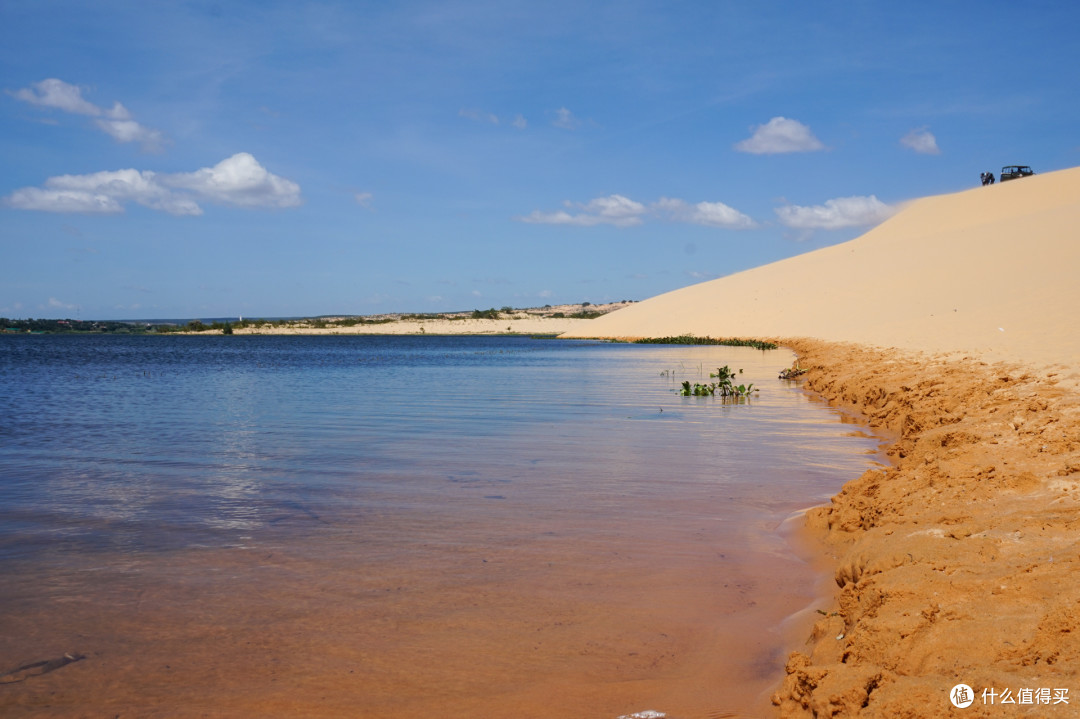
[{"xmin": 0, "ymin": 335, "xmax": 881, "ymax": 718}]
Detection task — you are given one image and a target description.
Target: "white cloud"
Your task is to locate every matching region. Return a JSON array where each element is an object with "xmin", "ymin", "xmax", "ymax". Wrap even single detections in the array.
[
  {"xmin": 512, "ymin": 114, "xmax": 527, "ymax": 130},
  {"xmin": 12, "ymin": 78, "xmax": 101, "ymax": 115},
  {"xmin": 162, "ymin": 153, "xmax": 302, "ymax": 209},
  {"xmin": 354, "ymin": 192, "xmax": 374, "ymax": 208},
  {"xmin": 5, "ymin": 187, "xmax": 125, "ymax": 214},
  {"xmin": 654, "ymin": 197, "xmax": 756, "ymax": 229},
  {"xmin": 519, "ymin": 194, "xmax": 646, "ymax": 227},
  {"xmin": 900, "ymin": 127, "xmax": 940, "ymax": 155},
  {"xmin": 734, "ymin": 116, "xmax": 825, "ymax": 154},
  {"xmin": 518, "ymin": 194, "xmax": 755, "ymax": 229},
  {"xmin": 775, "ymin": 195, "xmax": 895, "ymax": 229},
  {"xmin": 3, "ymin": 153, "xmax": 301, "ymax": 215},
  {"xmin": 10, "ymin": 78, "xmax": 166, "ymax": 151},
  {"xmin": 44, "ymin": 168, "xmax": 201, "ymax": 215},
  {"xmin": 552, "ymin": 107, "xmax": 580, "ymax": 130}
]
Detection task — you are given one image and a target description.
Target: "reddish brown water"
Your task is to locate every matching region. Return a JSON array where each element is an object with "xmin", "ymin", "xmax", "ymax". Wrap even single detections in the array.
[{"xmin": 0, "ymin": 337, "xmax": 882, "ymax": 718}]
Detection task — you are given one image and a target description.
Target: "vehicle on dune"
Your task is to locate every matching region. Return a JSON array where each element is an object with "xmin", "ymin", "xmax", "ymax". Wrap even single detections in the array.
[{"xmin": 1000, "ymin": 165, "xmax": 1035, "ymax": 181}]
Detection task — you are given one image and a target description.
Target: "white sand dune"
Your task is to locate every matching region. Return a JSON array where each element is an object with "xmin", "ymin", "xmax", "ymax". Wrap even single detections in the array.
[{"xmin": 564, "ymin": 166, "xmax": 1080, "ymax": 373}]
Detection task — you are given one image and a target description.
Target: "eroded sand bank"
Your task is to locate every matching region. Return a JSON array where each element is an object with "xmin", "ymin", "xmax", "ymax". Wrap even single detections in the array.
[
  {"xmin": 772, "ymin": 340, "xmax": 1080, "ymax": 717},
  {"xmin": 562, "ymin": 167, "xmax": 1080, "ymax": 716}
]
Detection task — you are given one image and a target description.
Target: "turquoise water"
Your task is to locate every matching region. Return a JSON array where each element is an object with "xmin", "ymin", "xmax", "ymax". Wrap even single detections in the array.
[{"xmin": 0, "ymin": 335, "xmax": 881, "ymax": 717}]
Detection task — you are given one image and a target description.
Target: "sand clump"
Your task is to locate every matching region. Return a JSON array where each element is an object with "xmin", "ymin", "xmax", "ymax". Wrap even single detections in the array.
[{"xmin": 768, "ymin": 340, "xmax": 1080, "ymax": 717}]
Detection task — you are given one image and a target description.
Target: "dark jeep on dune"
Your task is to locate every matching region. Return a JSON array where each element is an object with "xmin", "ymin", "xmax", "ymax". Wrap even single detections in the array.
[{"xmin": 1000, "ymin": 165, "xmax": 1035, "ymax": 182}]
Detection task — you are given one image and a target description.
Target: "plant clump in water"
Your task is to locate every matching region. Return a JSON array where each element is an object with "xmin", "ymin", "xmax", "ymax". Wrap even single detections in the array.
[
  {"xmin": 676, "ymin": 365, "xmax": 757, "ymax": 399},
  {"xmin": 778, "ymin": 361, "xmax": 807, "ymax": 380}
]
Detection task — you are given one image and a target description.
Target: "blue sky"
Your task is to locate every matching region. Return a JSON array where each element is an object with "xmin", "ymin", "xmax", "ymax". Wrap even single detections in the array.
[{"xmin": 2, "ymin": 1, "xmax": 1078, "ymax": 320}]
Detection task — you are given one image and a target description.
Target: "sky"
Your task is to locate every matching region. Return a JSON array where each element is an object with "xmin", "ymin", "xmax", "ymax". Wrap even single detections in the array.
[{"xmin": 2, "ymin": 1, "xmax": 1078, "ymax": 320}]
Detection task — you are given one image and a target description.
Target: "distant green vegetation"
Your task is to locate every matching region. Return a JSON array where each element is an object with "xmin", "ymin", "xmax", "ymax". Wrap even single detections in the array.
[
  {"xmin": 1, "ymin": 318, "xmax": 154, "ymax": 334},
  {"xmin": 156, "ymin": 320, "xmax": 241, "ymax": 333},
  {"xmin": 634, "ymin": 335, "xmax": 778, "ymax": 350}
]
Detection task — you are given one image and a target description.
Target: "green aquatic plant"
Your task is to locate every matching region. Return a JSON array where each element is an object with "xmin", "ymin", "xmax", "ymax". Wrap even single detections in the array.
[{"xmin": 677, "ymin": 365, "xmax": 757, "ymax": 399}]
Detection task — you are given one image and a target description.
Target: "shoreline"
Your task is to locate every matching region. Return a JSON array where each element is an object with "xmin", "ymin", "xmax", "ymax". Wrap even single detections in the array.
[{"xmin": 768, "ymin": 339, "xmax": 1080, "ymax": 716}]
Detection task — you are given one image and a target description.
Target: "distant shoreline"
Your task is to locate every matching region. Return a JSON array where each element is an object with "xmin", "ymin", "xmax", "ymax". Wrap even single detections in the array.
[
  {"xmin": 226, "ymin": 316, "xmax": 598, "ymax": 336},
  {"xmin": 2, "ymin": 301, "xmax": 635, "ymax": 336}
]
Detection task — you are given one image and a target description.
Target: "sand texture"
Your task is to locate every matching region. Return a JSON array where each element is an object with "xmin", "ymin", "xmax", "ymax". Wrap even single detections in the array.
[
  {"xmin": 561, "ymin": 167, "xmax": 1080, "ymax": 715},
  {"xmin": 773, "ymin": 341, "xmax": 1080, "ymax": 717}
]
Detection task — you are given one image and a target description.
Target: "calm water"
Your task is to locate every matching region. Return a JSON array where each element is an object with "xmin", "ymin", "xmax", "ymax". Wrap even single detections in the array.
[{"xmin": 0, "ymin": 335, "xmax": 881, "ymax": 718}]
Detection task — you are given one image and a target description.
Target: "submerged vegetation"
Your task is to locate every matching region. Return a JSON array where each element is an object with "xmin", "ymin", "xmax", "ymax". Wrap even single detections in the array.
[{"xmin": 635, "ymin": 335, "xmax": 777, "ymax": 350}]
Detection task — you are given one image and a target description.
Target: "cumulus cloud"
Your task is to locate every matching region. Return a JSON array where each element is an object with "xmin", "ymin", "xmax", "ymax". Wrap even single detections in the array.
[
  {"xmin": 163, "ymin": 153, "xmax": 302, "ymax": 209},
  {"xmin": 654, "ymin": 198, "xmax": 756, "ymax": 229},
  {"xmin": 9, "ymin": 78, "xmax": 166, "ymax": 151},
  {"xmin": 775, "ymin": 195, "xmax": 895, "ymax": 230},
  {"xmin": 3, "ymin": 153, "xmax": 301, "ymax": 215},
  {"xmin": 900, "ymin": 127, "xmax": 941, "ymax": 155},
  {"xmin": 734, "ymin": 116, "xmax": 825, "ymax": 154},
  {"xmin": 518, "ymin": 194, "xmax": 755, "ymax": 229}
]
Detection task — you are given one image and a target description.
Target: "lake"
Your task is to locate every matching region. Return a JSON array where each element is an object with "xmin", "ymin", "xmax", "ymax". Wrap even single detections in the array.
[{"xmin": 0, "ymin": 335, "xmax": 881, "ymax": 718}]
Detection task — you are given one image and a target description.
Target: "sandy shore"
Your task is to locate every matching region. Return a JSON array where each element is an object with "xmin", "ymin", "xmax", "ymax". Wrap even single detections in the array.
[
  {"xmin": 563, "ymin": 167, "xmax": 1080, "ymax": 716},
  {"xmin": 772, "ymin": 341, "xmax": 1080, "ymax": 716}
]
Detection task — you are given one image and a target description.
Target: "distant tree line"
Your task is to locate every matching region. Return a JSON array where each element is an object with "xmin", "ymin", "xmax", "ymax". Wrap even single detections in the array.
[{"xmin": 1, "ymin": 318, "xmax": 155, "ymax": 334}]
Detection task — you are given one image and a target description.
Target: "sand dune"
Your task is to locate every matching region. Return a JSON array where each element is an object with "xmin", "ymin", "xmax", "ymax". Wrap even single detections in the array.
[
  {"xmin": 564, "ymin": 166, "xmax": 1080, "ymax": 374},
  {"xmin": 563, "ymin": 167, "xmax": 1080, "ymax": 717}
]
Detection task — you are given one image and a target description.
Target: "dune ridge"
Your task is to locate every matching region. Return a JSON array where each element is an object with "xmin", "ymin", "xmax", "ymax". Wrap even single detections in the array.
[{"xmin": 563, "ymin": 167, "xmax": 1080, "ymax": 716}]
